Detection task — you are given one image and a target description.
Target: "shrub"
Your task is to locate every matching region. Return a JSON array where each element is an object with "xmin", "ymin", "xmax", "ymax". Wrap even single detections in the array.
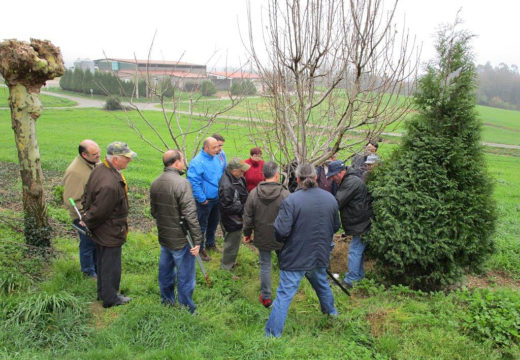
[
  {"xmin": 459, "ymin": 288, "xmax": 520, "ymax": 348},
  {"xmin": 366, "ymin": 23, "xmax": 496, "ymax": 290},
  {"xmin": 230, "ymin": 80, "xmax": 257, "ymax": 96},
  {"xmin": 104, "ymin": 96, "xmax": 123, "ymax": 110},
  {"xmin": 200, "ymin": 80, "xmax": 216, "ymax": 97}
]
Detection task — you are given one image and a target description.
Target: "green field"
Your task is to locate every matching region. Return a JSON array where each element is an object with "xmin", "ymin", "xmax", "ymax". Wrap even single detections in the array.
[
  {"xmin": 0, "ymin": 86, "xmax": 77, "ymax": 108},
  {"xmin": 1, "ymin": 106, "xmax": 520, "ymax": 359}
]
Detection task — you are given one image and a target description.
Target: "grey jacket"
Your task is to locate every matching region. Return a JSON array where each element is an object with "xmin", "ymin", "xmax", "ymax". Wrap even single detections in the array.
[
  {"xmin": 243, "ymin": 181, "xmax": 290, "ymax": 251},
  {"xmin": 150, "ymin": 167, "xmax": 202, "ymax": 250}
]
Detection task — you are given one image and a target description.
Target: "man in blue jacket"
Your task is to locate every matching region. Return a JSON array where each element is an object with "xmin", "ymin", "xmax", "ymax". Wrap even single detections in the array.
[
  {"xmin": 265, "ymin": 163, "xmax": 340, "ymax": 338},
  {"xmin": 187, "ymin": 137, "xmax": 223, "ymax": 261}
]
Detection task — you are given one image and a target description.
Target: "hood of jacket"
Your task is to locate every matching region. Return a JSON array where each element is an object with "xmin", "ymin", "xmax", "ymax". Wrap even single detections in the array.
[{"xmin": 256, "ymin": 181, "xmax": 285, "ymax": 204}]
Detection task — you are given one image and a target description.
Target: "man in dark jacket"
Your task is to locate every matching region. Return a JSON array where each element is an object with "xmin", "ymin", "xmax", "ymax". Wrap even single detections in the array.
[
  {"xmin": 219, "ymin": 158, "xmax": 250, "ymax": 271},
  {"xmin": 243, "ymin": 161, "xmax": 289, "ymax": 308},
  {"xmin": 265, "ymin": 163, "xmax": 339, "ymax": 338},
  {"xmin": 82, "ymin": 141, "xmax": 136, "ymax": 308},
  {"xmin": 327, "ymin": 160, "xmax": 373, "ymax": 288},
  {"xmin": 350, "ymin": 140, "xmax": 379, "ymax": 179},
  {"xmin": 150, "ymin": 150, "xmax": 201, "ymax": 313}
]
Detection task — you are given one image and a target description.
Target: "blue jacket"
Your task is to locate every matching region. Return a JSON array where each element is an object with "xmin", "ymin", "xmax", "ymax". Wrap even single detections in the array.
[
  {"xmin": 274, "ymin": 187, "xmax": 340, "ymax": 271},
  {"xmin": 187, "ymin": 149, "xmax": 224, "ymax": 203}
]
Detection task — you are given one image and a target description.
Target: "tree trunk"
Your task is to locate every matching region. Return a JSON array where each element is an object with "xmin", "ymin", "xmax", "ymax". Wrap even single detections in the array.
[{"xmin": 0, "ymin": 39, "xmax": 65, "ymax": 248}]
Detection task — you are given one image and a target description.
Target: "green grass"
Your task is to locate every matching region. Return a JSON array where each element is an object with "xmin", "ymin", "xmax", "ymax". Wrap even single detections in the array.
[
  {"xmin": 1, "ymin": 106, "xmax": 520, "ymax": 359},
  {"xmin": 0, "ymin": 86, "xmax": 77, "ymax": 108}
]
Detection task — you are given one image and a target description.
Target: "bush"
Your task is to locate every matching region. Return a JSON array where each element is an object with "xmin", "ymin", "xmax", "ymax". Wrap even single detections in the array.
[
  {"xmin": 366, "ymin": 23, "xmax": 496, "ymax": 290},
  {"xmin": 459, "ymin": 288, "xmax": 520, "ymax": 348},
  {"xmin": 230, "ymin": 80, "xmax": 257, "ymax": 96},
  {"xmin": 200, "ymin": 80, "xmax": 216, "ymax": 97},
  {"xmin": 104, "ymin": 96, "xmax": 124, "ymax": 111}
]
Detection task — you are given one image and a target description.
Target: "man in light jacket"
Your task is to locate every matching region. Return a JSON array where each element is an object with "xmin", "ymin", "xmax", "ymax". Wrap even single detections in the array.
[
  {"xmin": 243, "ymin": 161, "xmax": 289, "ymax": 308},
  {"xmin": 150, "ymin": 150, "xmax": 201, "ymax": 313}
]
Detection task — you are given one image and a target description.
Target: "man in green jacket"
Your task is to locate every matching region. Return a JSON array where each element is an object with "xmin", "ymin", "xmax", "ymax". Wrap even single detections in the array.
[
  {"xmin": 150, "ymin": 150, "xmax": 201, "ymax": 313},
  {"xmin": 243, "ymin": 161, "xmax": 289, "ymax": 308},
  {"xmin": 82, "ymin": 141, "xmax": 136, "ymax": 308},
  {"xmin": 63, "ymin": 139, "xmax": 100, "ymax": 278}
]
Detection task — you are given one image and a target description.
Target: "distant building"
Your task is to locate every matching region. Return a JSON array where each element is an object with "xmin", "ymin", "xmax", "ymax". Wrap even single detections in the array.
[
  {"xmin": 94, "ymin": 58, "xmax": 207, "ymax": 90},
  {"xmin": 208, "ymin": 71, "xmax": 262, "ymax": 92},
  {"xmin": 74, "ymin": 58, "xmax": 95, "ymax": 72}
]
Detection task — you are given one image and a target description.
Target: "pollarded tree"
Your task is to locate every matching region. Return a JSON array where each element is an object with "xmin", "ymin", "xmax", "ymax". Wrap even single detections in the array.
[
  {"xmin": 0, "ymin": 39, "xmax": 65, "ymax": 248},
  {"xmin": 366, "ymin": 20, "xmax": 496, "ymax": 290}
]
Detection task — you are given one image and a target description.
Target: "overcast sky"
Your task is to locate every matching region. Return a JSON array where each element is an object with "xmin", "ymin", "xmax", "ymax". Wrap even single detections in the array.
[{"xmin": 2, "ymin": 0, "xmax": 518, "ymax": 70}]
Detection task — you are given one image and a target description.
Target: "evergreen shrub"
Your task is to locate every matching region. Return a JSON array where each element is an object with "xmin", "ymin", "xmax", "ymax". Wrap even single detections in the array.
[
  {"xmin": 366, "ymin": 23, "xmax": 496, "ymax": 290},
  {"xmin": 200, "ymin": 80, "xmax": 216, "ymax": 97}
]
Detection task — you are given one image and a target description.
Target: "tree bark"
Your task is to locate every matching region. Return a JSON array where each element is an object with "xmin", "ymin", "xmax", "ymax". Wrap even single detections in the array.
[{"xmin": 0, "ymin": 39, "xmax": 64, "ymax": 248}]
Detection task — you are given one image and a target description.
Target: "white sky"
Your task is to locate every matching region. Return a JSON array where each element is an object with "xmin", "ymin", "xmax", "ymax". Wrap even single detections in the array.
[{"xmin": 2, "ymin": 0, "xmax": 518, "ymax": 69}]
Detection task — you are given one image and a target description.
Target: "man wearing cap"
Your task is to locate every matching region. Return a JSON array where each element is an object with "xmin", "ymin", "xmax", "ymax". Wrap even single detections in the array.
[
  {"xmin": 218, "ymin": 158, "xmax": 250, "ymax": 271},
  {"xmin": 82, "ymin": 141, "xmax": 136, "ymax": 308},
  {"xmin": 350, "ymin": 140, "xmax": 379, "ymax": 179},
  {"xmin": 150, "ymin": 150, "xmax": 201, "ymax": 313},
  {"xmin": 63, "ymin": 139, "xmax": 100, "ymax": 278},
  {"xmin": 327, "ymin": 160, "xmax": 373, "ymax": 288},
  {"xmin": 187, "ymin": 137, "xmax": 224, "ymax": 261},
  {"xmin": 361, "ymin": 154, "xmax": 381, "ymax": 182}
]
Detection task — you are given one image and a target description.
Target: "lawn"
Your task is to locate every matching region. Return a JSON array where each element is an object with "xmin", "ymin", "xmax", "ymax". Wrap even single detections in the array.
[
  {"xmin": 0, "ymin": 86, "xmax": 77, "ymax": 108},
  {"xmin": 0, "ymin": 106, "xmax": 519, "ymax": 359}
]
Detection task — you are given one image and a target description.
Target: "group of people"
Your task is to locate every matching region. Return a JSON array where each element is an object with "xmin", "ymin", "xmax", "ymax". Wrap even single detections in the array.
[{"xmin": 62, "ymin": 135, "xmax": 380, "ymax": 337}]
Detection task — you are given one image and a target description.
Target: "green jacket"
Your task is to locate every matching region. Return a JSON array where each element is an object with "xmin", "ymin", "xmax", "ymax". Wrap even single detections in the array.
[{"xmin": 150, "ymin": 167, "xmax": 202, "ymax": 250}]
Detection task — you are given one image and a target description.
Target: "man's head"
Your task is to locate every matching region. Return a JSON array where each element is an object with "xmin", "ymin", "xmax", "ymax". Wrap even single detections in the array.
[
  {"xmin": 163, "ymin": 149, "xmax": 184, "ymax": 172},
  {"xmin": 79, "ymin": 139, "xmax": 100, "ymax": 164},
  {"xmin": 203, "ymin": 137, "xmax": 220, "ymax": 156},
  {"xmin": 365, "ymin": 154, "xmax": 380, "ymax": 172},
  {"xmin": 212, "ymin": 133, "xmax": 225, "ymax": 154},
  {"xmin": 263, "ymin": 161, "xmax": 279, "ymax": 182},
  {"xmin": 326, "ymin": 160, "xmax": 346, "ymax": 184},
  {"xmin": 295, "ymin": 163, "xmax": 317, "ymax": 189},
  {"xmin": 227, "ymin": 158, "xmax": 250, "ymax": 178},
  {"xmin": 366, "ymin": 140, "xmax": 379, "ymax": 154},
  {"xmin": 106, "ymin": 141, "xmax": 137, "ymax": 171}
]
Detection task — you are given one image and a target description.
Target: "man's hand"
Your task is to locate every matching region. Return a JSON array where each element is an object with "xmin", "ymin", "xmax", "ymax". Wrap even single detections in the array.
[
  {"xmin": 243, "ymin": 236, "xmax": 251, "ymax": 244},
  {"xmin": 190, "ymin": 245, "xmax": 200, "ymax": 256},
  {"xmin": 201, "ymin": 200, "xmax": 209, "ymax": 205}
]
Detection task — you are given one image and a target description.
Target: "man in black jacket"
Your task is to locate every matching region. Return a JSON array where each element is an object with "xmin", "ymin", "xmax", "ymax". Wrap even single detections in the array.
[
  {"xmin": 219, "ymin": 158, "xmax": 250, "ymax": 271},
  {"xmin": 150, "ymin": 150, "xmax": 201, "ymax": 313},
  {"xmin": 327, "ymin": 160, "xmax": 373, "ymax": 288}
]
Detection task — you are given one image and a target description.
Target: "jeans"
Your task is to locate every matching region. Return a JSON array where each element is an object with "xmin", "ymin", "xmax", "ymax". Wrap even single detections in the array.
[
  {"xmin": 95, "ymin": 244, "xmax": 122, "ymax": 307},
  {"xmin": 220, "ymin": 230, "xmax": 242, "ymax": 270},
  {"xmin": 265, "ymin": 268, "xmax": 337, "ymax": 337},
  {"xmin": 196, "ymin": 198, "xmax": 220, "ymax": 249},
  {"xmin": 73, "ymin": 219, "xmax": 97, "ymax": 277},
  {"xmin": 158, "ymin": 245, "xmax": 196, "ymax": 313},
  {"xmin": 259, "ymin": 250, "xmax": 273, "ymax": 299},
  {"xmin": 343, "ymin": 235, "xmax": 366, "ymax": 286}
]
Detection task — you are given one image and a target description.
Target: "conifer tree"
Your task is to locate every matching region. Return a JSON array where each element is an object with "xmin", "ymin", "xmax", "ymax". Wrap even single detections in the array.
[{"xmin": 366, "ymin": 21, "xmax": 496, "ymax": 290}]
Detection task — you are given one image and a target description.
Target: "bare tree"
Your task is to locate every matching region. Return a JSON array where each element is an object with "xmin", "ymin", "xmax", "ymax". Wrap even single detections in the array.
[
  {"xmin": 0, "ymin": 39, "xmax": 65, "ymax": 248},
  {"xmin": 246, "ymin": 0, "xmax": 419, "ymax": 165}
]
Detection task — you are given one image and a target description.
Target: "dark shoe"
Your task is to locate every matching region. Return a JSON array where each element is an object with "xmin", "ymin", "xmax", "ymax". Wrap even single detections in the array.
[
  {"xmin": 206, "ymin": 244, "xmax": 219, "ymax": 252},
  {"xmin": 200, "ymin": 250, "xmax": 211, "ymax": 261},
  {"xmin": 259, "ymin": 294, "xmax": 272, "ymax": 308},
  {"xmin": 342, "ymin": 281, "xmax": 353, "ymax": 289},
  {"xmin": 103, "ymin": 295, "xmax": 131, "ymax": 308}
]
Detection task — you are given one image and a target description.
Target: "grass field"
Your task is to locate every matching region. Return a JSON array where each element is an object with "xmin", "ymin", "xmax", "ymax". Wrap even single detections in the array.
[
  {"xmin": 1, "ymin": 106, "xmax": 520, "ymax": 359},
  {"xmin": 0, "ymin": 86, "xmax": 77, "ymax": 108}
]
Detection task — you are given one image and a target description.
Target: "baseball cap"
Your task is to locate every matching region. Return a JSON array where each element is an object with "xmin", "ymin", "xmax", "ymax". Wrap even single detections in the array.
[
  {"xmin": 326, "ymin": 160, "xmax": 346, "ymax": 177},
  {"xmin": 106, "ymin": 141, "xmax": 137, "ymax": 159},
  {"xmin": 365, "ymin": 154, "xmax": 380, "ymax": 164},
  {"xmin": 227, "ymin": 158, "xmax": 250, "ymax": 171}
]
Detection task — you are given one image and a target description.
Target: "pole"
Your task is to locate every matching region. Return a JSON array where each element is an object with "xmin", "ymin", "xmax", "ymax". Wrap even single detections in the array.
[
  {"xmin": 180, "ymin": 216, "xmax": 211, "ymax": 286},
  {"xmin": 326, "ymin": 269, "xmax": 350, "ymax": 296},
  {"xmin": 68, "ymin": 198, "xmax": 92, "ymax": 236}
]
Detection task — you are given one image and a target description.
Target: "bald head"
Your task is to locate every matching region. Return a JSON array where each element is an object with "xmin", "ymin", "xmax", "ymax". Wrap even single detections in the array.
[
  {"xmin": 79, "ymin": 139, "xmax": 100, "ymax": 164},
  {"xmin": 203, "ymin": 137, "xmax": 219, "ymax": 156},
  {"xmin": 163, "ymin": 149, "xmax": 184, "ymax": 171}
]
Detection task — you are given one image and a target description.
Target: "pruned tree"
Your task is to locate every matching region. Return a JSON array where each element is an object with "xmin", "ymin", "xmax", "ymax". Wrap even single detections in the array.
[
  {"xmin": 0, "ymin": 39, "xmax": 65, "ymax": 248},
  {"xmin": 246, "ymin": 0, "xmax": 419, "ymax": 165}
]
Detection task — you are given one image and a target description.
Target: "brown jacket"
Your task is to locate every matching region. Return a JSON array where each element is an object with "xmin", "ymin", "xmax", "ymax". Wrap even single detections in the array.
[
  {"xmin": 63, "ymin": 155, "xmax": 96, "ymax": 219},
  {"xmin": 243, "ymin": 181, "xmax": 290, "ymax": 251},
  {"xmin": 82, "ymin": 159, "xmax": 129, "ymax": 247},
  {"xmin": 150, "ymin": 167, "xmax": 202, "ymax": 250}
]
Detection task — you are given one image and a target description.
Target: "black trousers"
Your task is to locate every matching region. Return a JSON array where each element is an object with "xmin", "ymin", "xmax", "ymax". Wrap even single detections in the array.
[{"xmin": 95, "ymin": 244, "xmax": 122, "ymax": 306}]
